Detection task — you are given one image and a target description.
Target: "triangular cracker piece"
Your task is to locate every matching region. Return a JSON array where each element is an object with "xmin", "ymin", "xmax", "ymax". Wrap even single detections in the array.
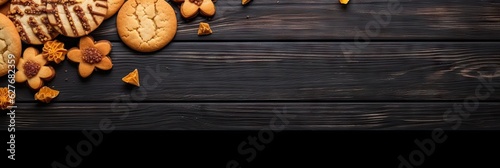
[{"xmin": 122, "ymin": 69, "xmax": 140, "ymax": 87}]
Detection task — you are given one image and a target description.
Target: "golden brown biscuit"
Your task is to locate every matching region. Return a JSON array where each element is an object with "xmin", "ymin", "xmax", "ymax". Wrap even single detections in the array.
[
  {"xmin": 122, "ymin": 68, "xmax": 140, "ymax": 87},
  {"xmin": 9, "ymin": 0, "xmax": 59, "ymax": 45},
  {"xmin": 197, "ymin": 22, "xmax": 212, "ymax": 36},
  {"xmin": 117, "ymin": 0, "xmax": 177, "ymax": 52},
  {"xmin": 105, "ymin": 0, "xmax": 125, "ymax": 20},
  {"xmin": 46, "ymin": 0, "xmax": 108, "ymax": 37},
  {"xmin": 0, "ymin": 13, "xmax": 21, "ymax": 77},
  {"xmin": 0, "ymin": 1, "xmax": 10, "ymax": 15},
  {"xmin": 34, "ymin": 86, "xmax": 60, "ymax": 103},
  {"xmin": 15, "ymin": 47, "xmax": 55, "ymax": 90},
  {"xmin": 180, "ymin": 0, "xmax": 215, "ymax": 19},
  {"xmin": 67, "ymin": 36, "xmax": 113, "ymax": 78},
  {"xmin": 0, "ymin": 0, "xmax": 8, "ymax": 6},
  {"xmin": 42, "ymin": 40, "xmax": 67, "ymax": 64}
]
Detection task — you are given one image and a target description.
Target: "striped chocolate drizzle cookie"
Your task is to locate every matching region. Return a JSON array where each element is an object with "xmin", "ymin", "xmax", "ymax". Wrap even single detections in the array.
[
  {"xmin": 46, "ymin": 0, "xmax": 107, "ymax": 37},
  {"xmin": 8, "ymin": 0, "xmax": 59, "ymax": 45}
]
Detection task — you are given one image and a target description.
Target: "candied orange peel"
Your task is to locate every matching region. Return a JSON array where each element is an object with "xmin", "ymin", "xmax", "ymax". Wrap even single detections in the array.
[
  {"xmin": 34, "ymin": 86, "xmax": 60, "ymax": 103},
  {"xmin": 122, "ymin": 69, "xmax": 140, "ymax": 87},
  {"xmin": 42, "ymin": 40, "xmax": 67, "ymax": 64},
  {"xmin": 198, "ymin": 22, "xmax": 213, "ymax": 36}
]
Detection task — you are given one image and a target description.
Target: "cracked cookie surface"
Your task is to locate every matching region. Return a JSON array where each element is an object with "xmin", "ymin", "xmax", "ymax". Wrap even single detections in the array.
[
  {"xmin": 117, "ymin": 0, "xmax": 177, "ymax": 52},
  {"xmin": 0, "ymin": 13, "xmax": 21, "ymax": 77},
  {"xmin": 46, "ymin": 0, "xmax": 108, "ymax": 37}
]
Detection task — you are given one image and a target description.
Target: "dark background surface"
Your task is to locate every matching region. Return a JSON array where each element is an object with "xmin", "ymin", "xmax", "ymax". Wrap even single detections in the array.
[
  {"xmin": 1, "ymin": 0, "xmax": 499, "ymax": 130},
  {"xmin": 1, "ymin": 0, "xmax": 500, "ymax": 167},
  {"xmin": 3, "ymin": 130, "xmax": 499, "ymax": 167}
]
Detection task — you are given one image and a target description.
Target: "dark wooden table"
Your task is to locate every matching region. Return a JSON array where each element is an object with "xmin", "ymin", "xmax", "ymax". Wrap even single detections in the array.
[{"xmin": 2, "ymin": 0, "xmax": 500, "ymax": 130}]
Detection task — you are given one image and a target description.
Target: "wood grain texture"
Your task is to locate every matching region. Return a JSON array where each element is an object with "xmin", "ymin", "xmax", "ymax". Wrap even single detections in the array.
[
  {"xmin": 91, "ymin": 0, "xmax": 500, "ymax": 41},
  {"xmin": 6, "ymin": 42, "xmax": 500, "ymax": 102},
  {"xmin": 1, "ymin": 0, "xmax": 499, "ymax": 131},
  {"xmin": 4, "ymin": 102, "xmax": 500, "ymax": 130}
]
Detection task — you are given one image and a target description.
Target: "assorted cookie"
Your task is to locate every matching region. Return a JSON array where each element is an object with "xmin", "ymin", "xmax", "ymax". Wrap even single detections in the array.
[
  {"xmin": 105, "ymin": 0, "xmax": 125, "ymax": 20},
  {"xmin": 46, "ymin": 0, "xmax": 108, "ymax": 37},
  {"xmin": 34, "ymin": 86, "xmax": 59, "ymax": 103},
  {"xmin": 0, "ymin": 13, "xmax": 22, "ymax": 77},
  {"xmin": 42, "ymin": 40, "xmax": 67, "ymax": 64},
  {"xmin": 198, "ymin": 22, "xmax": 212, "ymax": 36},
  {"xmin": 116, "ymin": 0, "xmax": 177, "ymax": 52},
  {"xmin": 67, "ymin": 36, "xmax": 113, "ymax": 78},
  {"xmin": 176, "ymin": 0, "xmax": 216, "ymax": 19},
  {"xmin": 15, "ymin": 47, "xmax": 55, "ymax": 90},
  {"xmin": 5, "ymin": 0, "xmax": 226, "ymax": 103},
  {"xmin": 122, "ymin": 68, "xmax": 140, "ymax": 87},
  {"xmin": 0, "ymin": 87, "xmax": 13, "ymax": 110},
  {"xmin": 8, "ymin": 0, "xmax": 59, "ymax": 45}
]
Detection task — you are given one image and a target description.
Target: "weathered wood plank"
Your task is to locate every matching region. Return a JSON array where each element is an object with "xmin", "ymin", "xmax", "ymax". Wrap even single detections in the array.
[
  {"xmin": 5, "ymin": 102, "xmax": 500, "ymax": 130},
  {"xmin": 6, "ymin": 42, "xmax": 500, "ymax": 102},
  {"xmin": 91, "ymin": 0, "xmax": 500, "ymax": 41}
]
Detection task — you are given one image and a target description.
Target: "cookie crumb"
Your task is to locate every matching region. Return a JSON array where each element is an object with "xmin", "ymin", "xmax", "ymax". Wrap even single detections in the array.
[
  {"xmin": 65, "ymin": 69, "xmax": 67, "ymax": 73},
  {"xmin": 277, "ymin": 1, "xmax": 279, "ymax": 3},
  {"xmin": 65, "ymin": 78, "xmax": 68, "ymax": 81},
  {"xmin": 339, "ymin": 0, "xmax": 349, "ymax": 5},
  {"xmin": 122, "ymin": 69, "xmax": 140, "ymax": 87},
  {"xmin": 246, "ymin": 15, "xmax": 249, "ymax": 19},
  {"xmin": 242, "ymin": 0, "xmax": 251, "ymax": 5},
  {"xmin": 198, "ymin": 22, "xmax": 213, "ymax": 36},
  {"xmin": 34, "ymin": 86, "xmax": 60, "ymax": 103}
]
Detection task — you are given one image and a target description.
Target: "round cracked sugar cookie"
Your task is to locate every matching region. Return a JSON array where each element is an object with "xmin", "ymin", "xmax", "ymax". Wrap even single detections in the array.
[
  {"xmin": 8, "ymin": 0, "xmax": 59, "ymax": 45},
  {"xmin": 117, "ymin": 0, "xmax": 177, "ymax": 52},
  {"xmin": 0, "ymin": 13, "xmax": 22, "ymax": 77},
  {"xmin": 46, "ymin": 0, "xmax": 108, "ymax": 37}
]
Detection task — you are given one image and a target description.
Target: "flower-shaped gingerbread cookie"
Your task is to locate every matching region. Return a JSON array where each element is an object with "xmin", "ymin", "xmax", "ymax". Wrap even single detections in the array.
[
  {"xmin": 15, "ymin": 47, "xmax": 56, "ymax": 90},
  {"xmin": 67, "ymin": 36, "xmax": 113, "ymax": 78},
  {"xmin": 177, "ymin": 0, "xmax": 216, "ymax": 19}
]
